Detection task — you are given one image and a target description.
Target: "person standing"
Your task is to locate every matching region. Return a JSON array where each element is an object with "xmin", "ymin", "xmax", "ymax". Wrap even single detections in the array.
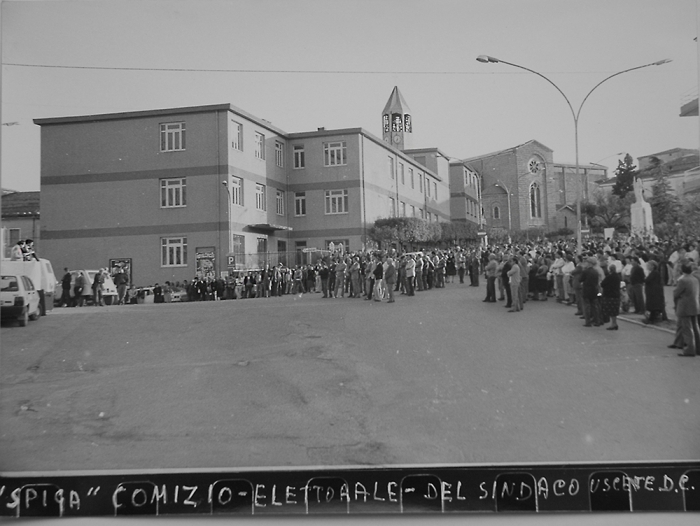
[
  {"xmin": 113, "ymin": 269, "xmax": 129, "ymax": 305},
  {"xmin": 10, "ymin": 240, "xmax": 25, "ymax": 261},
  {"xmin": 669, "ymin": 263, "xmax": 700, "ymax": 356},
  {"xmin": 483, "ymin": 254, "xmax": 498, "ymax": 302},
  {"xmin": 414, "ymin": 253, "xmax": 424, "ymax": 292},
  {"xmin": 334, "ymin": 257, "xmax": 347, "ymax": 298},
  {"xmin": 60, "ymin": 268, "xmax": 72, "ymax": 307},
  {"xmin": 628, "ymin": 258, "xmax": 646, "ymax": 314},
  {"xmin": 507, "ymin": 256, "xmax": 522, "ymax": 312},
  {"xmin": 384, "ymin": 258, "xmax": 397, "ymax": 303},
  {"xmin": 74, "ymin": 271, "xmax": 86, "ymax": 307},
  {"xmin": 644, "ymin": 260, "xmax": 666, "ymax": 324},
  {"xmin": 501, "ymin": 256, "xmax": 513, "ymax": 309},
  {"xmin": 372, "ymin": 256, "xmax": 384, "ymax": 302},
  {"xmin": 405, "ymin": 254, "xmax": 416, "ymax": 296},
  {"xmin": 581, "ymin": 258, "xmax": 601, "ymax": 327},
  {"xmin": 349, "ymin": 257, "xmax": 361, "ymax": 298},
  {"xmin": 319, "ymin": 263, "xmax": 330, "ymax": 298},
  {"xmin": 600, "ymin": 264, "xmax": 622, "ymax": 330},
  {"xmin": 92, "ymin": 269, "xmax": 105, "ymax": 306}
]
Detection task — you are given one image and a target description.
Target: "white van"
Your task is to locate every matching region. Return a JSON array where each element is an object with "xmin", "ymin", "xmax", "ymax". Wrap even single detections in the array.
[
  {"xmin": 0, "ymin": 258, "xmax": 56, "ymax": 315},
  {"xmin": 63, "ymin": 270, "xmax": 118, "ymax": 305}
]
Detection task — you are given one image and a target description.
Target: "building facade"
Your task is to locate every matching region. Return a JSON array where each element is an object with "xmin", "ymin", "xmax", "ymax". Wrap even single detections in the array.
[{"xmin": 35, "ymin": 100, "xmax": 448, "ymax": 286}]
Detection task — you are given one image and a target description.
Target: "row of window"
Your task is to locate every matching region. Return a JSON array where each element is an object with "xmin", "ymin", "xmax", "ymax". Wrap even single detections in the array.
[
  {"xmin": 388, "ymin": 157, "xmax": 438, "ymax": 198},
  {"xmin": 162, "ymin": 236, "xmax": 359, "ymax": 268},
  {"xmin": 387, "ymin": 197, "xmax": 439, "ymax": 222},
  {"xmin": 160, "ymin": 121, "xmax": 284, "ymax": 168}
]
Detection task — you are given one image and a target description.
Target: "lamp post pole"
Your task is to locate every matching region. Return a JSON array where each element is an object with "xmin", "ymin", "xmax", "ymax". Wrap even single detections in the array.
[
  {"xmin": 476, "ymin": 55, "xmax": 671, "ymax": 254},
  {"xmin": 494, "ymin": 181, "xmax": 512, "ymax": 231}
]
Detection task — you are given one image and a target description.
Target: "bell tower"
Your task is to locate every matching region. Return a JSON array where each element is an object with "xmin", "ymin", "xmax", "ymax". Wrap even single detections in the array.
[{"xmin": 382, "ymin": 86, "xmax": 412, "ymax": 150}]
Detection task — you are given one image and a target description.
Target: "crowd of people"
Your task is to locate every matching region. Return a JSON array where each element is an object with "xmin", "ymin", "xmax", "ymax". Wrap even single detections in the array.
[
  {"xmin": 477, "ymin": 234, "xmax": 700, "ymax": 356},
  {"xmin": 63, "ymin": 232, "xmax": 699, "ymax": 356}
]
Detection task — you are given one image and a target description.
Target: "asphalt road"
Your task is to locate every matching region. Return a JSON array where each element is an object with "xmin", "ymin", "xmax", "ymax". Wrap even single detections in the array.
[{"xmin": 1, "ymin": 282, "xmax": 698, "ymax": 472}]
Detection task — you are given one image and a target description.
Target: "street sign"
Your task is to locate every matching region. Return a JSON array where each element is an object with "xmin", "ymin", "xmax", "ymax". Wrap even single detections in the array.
[{"xmin": 301, "ymin": 247, "xmax": 318, "ymax": 253}]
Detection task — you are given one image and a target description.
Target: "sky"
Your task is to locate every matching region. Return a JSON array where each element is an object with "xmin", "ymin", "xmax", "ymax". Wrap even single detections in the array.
[{"xmin": 1, "ymin": 0, "xmax": 699, "ymax": 192}]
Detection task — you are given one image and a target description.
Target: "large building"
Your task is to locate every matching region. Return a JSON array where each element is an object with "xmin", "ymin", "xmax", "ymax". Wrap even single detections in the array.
[
  {"xmin": 34, "ymin": 91, "xmax": 450, "ymax": 286},
  {"xmin": 462, "ymin": 142, "xmax": 606, "ymax": 235}
]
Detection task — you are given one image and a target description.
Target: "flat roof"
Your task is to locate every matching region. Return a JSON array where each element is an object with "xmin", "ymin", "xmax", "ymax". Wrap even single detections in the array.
[{"xmin": 33, "ymin": 103, "xmax": 289, "ymax": 136}]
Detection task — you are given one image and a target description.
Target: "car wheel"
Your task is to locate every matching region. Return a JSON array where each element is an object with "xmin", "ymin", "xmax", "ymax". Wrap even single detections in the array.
[
  {"xmin": 18, "ymin": 308, "xmax": 28, "ymax": 327},
  {"xmin": 29, "ymin": 307, "xmax": 40, "ymax": 321}
]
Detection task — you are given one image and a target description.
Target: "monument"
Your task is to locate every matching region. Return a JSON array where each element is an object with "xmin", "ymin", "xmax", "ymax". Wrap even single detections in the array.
[{"xmin": 630, "ymin": 176, "xmax": 654, "ymax": 236}]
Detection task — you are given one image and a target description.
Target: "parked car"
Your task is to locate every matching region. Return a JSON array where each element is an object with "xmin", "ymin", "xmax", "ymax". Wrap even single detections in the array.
[
  {"xmin": 3, "ymin": 258, "xmax": 56, "ymax": 315},
  {"xmin": 58, "ymin": 270, "xmax": 119, "ymax": 306},
  {"xmin": 1, "ymin": 274, "xmax": 41, "ymax": 327}
]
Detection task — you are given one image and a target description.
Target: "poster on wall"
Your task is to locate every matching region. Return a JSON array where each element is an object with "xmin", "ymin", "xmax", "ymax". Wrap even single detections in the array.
[
  {"xmin": 195, "ymin": 247, "xmax": 216, "ymax": 280},
  {"xmin": 108, "ymin": 258, "xmax": 132, "ymax": 285}
]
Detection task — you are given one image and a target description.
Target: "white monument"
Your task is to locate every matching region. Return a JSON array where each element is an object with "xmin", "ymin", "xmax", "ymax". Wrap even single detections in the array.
[{"xmin": 629, "ymin": 176, "xmax": 654, "ymax": 235}]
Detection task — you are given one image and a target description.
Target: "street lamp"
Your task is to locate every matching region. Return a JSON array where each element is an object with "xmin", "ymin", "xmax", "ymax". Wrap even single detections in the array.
[
  {"xmin": 221, "ymin": 180, "xmax": 233, "ymax": 257},
  {"xmin": 476, "ymin": 55, "xmax": 671, "ymax": 253}
]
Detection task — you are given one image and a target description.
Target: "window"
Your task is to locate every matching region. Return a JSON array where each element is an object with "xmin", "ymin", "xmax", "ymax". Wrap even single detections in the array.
[
  {"xmin": 232, "ymin": 235, "xmax": 245, "ymax": 260},
  {"xmin": 8, "ymin": 228, "xmax": 20, "ymax": 246},
  {"xmin": 399, "ymin": 163, "xmax": 405, "ymax": 185},
  {"xmin": 255, "ymin": 184, "xmax": 266, "ymax": 211},
  {"xmin": 324, "ymin": 142, "xmax": 347, "ymax": 166},
  {"xmin": 294, "ymin": 192, "xmax": 306, "ymax": 216},
  {"xmin": 426, "ymin": 178, "xmax": 431, "ymax": 197},
  {"xmin": 419, "ymin": 208, "xmax": 424, "ymax": 219},
  {"xmin": 257, "ymin": 237, "xmax": 267, "ymax": 254},
  {"xmin": 276, "ymin": 189, "xmax": 285, "ymax": 216},
  {"xmin": 530, "ymin": 182, "xmax": 542, "ymax": 218},
  {"xmin": 160, "ymin": 178, "xmax": 186, "ymax": 208},
  {"xmin": 255, "ymin": 132, "xmax": 265, "ymax": 159},
  {"xmin": 325, "ymin": 189, "xmax": 348, "ymax": 214},
  {"xmin": 231, "ymin": 120, "xmax": 242, "ymax": 150},
  {"xmin": 160, "ymin": 122, "xmax": 185, "ymax": 152},
  {"xmin": 161, "ymin": 237, "xmax": 187, "ymax": 267},
  {"xmin": 411, "ymin": 205, "xmax": 416, "ymax": 217},
  {"xmin": 231, "ymin": 176, "xmax": 242, "ymax": 206},
  {"xmin": 400, "ymin": 201, "xmax": 406, "ymax": 217},
  {"xmin": 493, "ymin": 205, "xmax": 501, "ymax": 219},
  {"xmin": 409, "ymin": 167, "xmax": 414, "ymax": 189},
  {"xmin": 275, "ymin": 142, "xmax": 284, "ymax": 168},
  {"xmin": 418, "ymin": 173, "xmax": 423, "ymax": 193},
  {"xmin": 388, "ymin": 197, "xmax": 395, "ymax": 217},
  {"xmin": 293, "ymin": 145, "xmax": 305, "ymax": 169},
  {"xmin": 388, "ymin": 157, "xmax": 394, "ymax": 179},
  {"xmin": 433, "ymin": 182, "xmax": 438, "ymax": 199}
]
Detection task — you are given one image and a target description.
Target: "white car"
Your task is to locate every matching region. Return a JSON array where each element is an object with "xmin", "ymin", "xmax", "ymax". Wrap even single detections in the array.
[{"xmin": 1, "ymin": 274, "xmax": 41, "ymax": 327}]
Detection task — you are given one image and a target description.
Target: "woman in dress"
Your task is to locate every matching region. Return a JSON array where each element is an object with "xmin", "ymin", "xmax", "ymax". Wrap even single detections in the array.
[{"xmin": 600, "ymin": 264, "xmax": 621, "ymax": 330}]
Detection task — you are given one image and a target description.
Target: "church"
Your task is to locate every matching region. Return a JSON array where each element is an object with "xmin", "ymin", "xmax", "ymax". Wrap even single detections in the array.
[{"xmin": 34, "ymin": 87, "xmax": 600, "ymax": 286}]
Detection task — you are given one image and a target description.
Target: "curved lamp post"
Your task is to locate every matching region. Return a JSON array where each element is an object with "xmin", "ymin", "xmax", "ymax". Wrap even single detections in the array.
[{"xmin": 476, "ymin": 55, "xmax": 671, "ymax": 253}]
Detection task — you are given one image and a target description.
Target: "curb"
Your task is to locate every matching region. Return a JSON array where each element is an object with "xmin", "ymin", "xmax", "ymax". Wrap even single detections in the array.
[{"xmin": 617, "ymin": 315, "xmax": 675, "ymax": 334}]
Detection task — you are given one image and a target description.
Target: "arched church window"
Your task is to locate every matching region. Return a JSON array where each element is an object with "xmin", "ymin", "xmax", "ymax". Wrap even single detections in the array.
[
  {"xmin": 530, "ymin": 182, "xmax": 542, "ymax": 218},
  {"xmin": 493, "ymin": 205, "xmax": 500, "ymax": 219}
]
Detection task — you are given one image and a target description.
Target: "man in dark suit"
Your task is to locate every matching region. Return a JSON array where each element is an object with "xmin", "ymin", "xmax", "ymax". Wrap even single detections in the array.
[
  {"xmin": 581, "ymin": 257, "xmax": 601, "ymax": 327},
  {"xmin": 670, "ymin": 263, "xmax": 700, "ymax": 356}
]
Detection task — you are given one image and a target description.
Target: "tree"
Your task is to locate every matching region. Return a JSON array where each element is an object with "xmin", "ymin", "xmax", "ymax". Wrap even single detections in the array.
[
  {"xmin": 439, "ymin": 221, "xmax": 479, "ymax": 246},
  {"xmin": 611, "ymin": 154, "xmax": 638, "ymax": 198},
  {"xmin": 649, "ymin": 173, "xmax": 681, "ymax": 227},
  {"xmin": 583, "ymin": 190, "xmax": 634, "ymax": 231}
]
